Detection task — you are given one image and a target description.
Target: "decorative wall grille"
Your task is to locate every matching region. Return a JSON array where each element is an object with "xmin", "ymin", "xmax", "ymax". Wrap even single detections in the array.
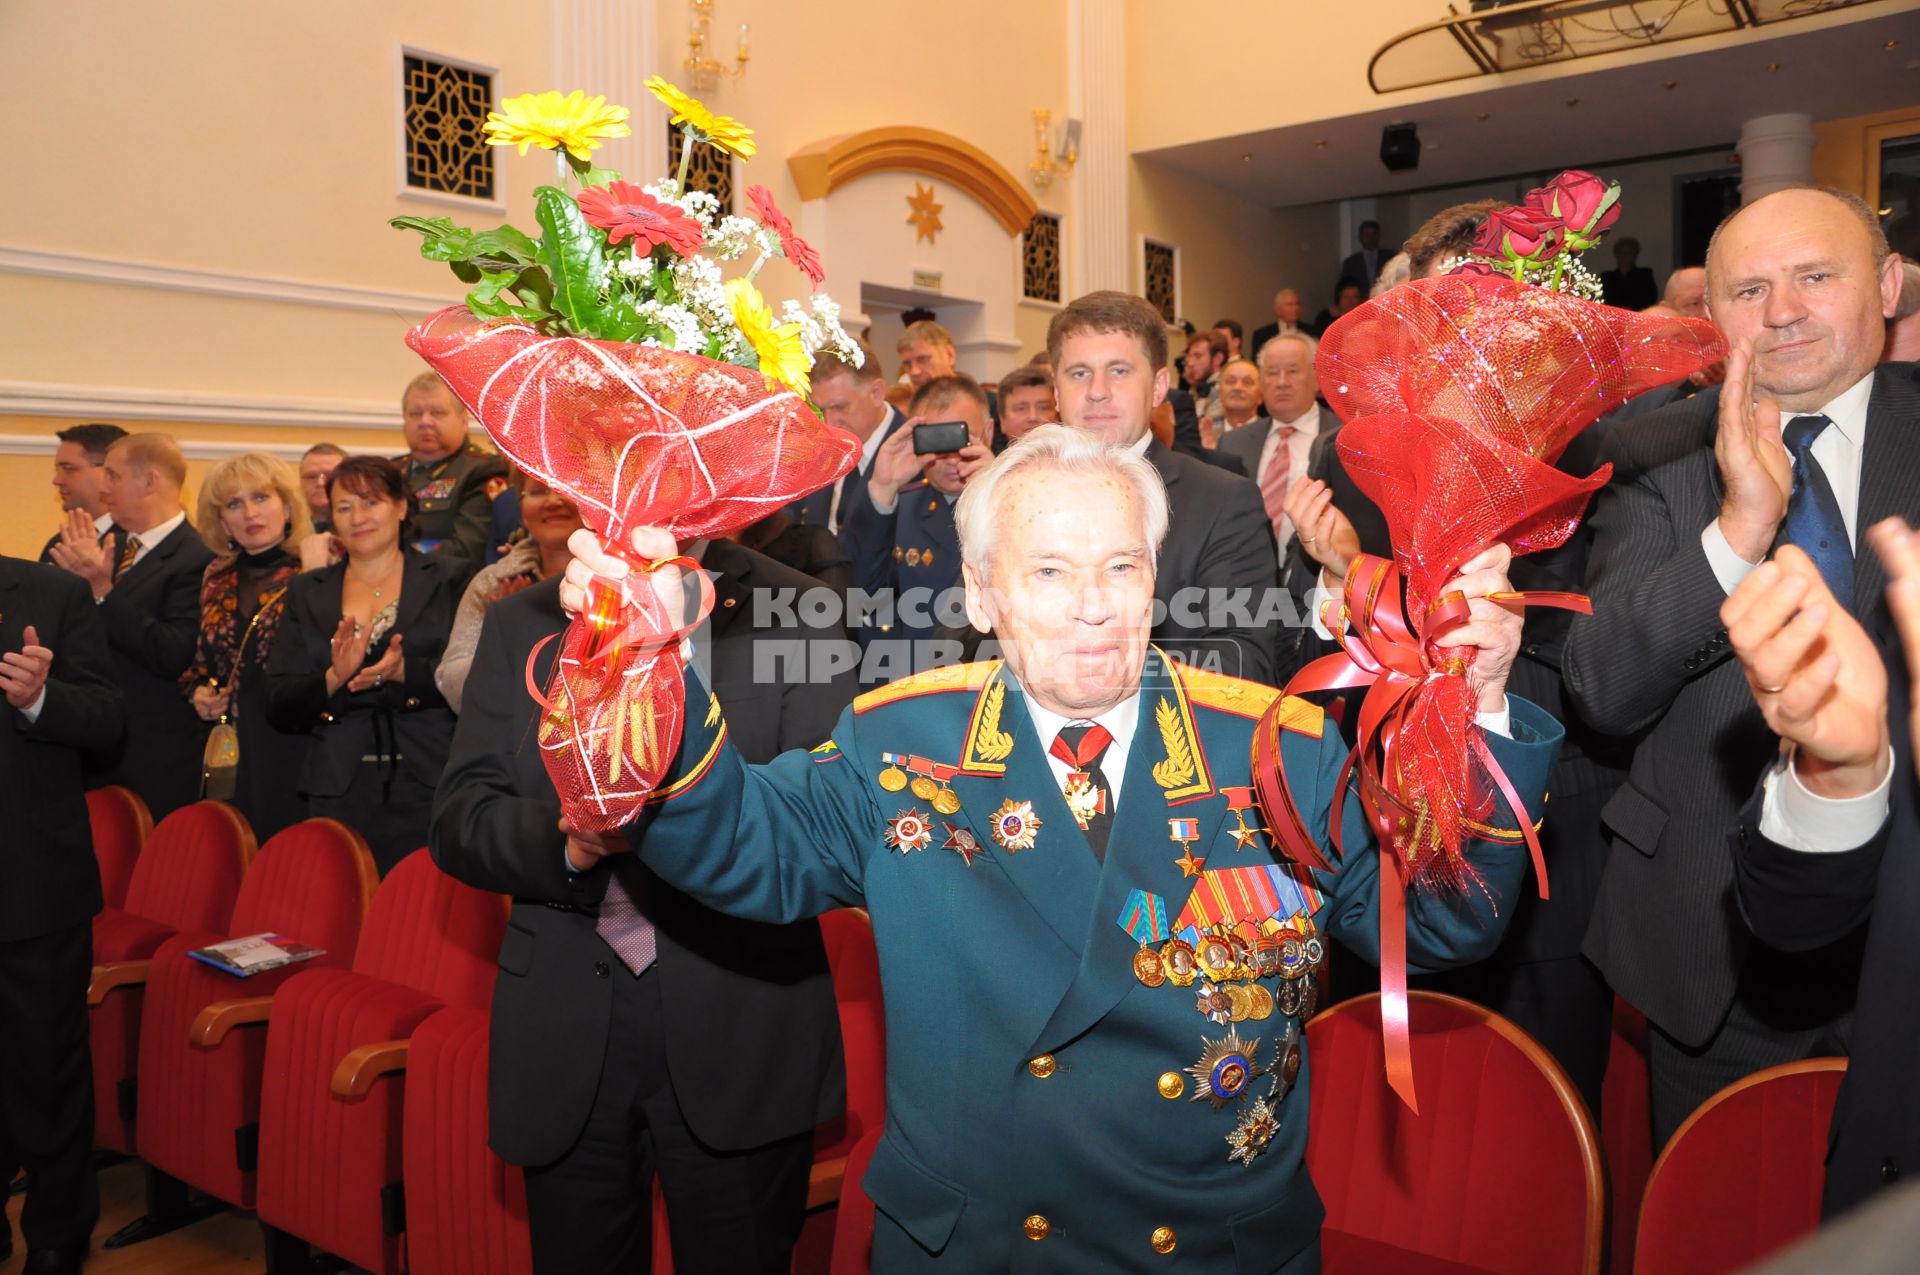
[{"xmin": 401, "ymin": 53, "xmax": 494, "ymax": 201}]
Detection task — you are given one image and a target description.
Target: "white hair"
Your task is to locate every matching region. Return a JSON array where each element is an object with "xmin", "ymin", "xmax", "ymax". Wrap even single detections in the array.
[
  {"xmin": 954, "ymin": 423, "xmax": 1170, "ymax": 577},
  {"xmin": 1371, "ymin": 251, "xmax": 1412, "ymax": 298},
  {"xmin": 1257, "ymin": 329, "xmax": 1319, "ymax": 367}
]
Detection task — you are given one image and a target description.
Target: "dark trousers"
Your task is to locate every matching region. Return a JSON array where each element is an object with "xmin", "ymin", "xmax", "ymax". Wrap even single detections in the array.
[
  {"xmin": 521, "ymin": 965, "xmax": 812, "ymax": 1275},
  {"xmin": 1648, "ymin": 938, "xmax": 1858, "ymax": 1151},
  {"xmin": 309, "ymin": 761, "xmax": 435, "ymax": 877},
  {"xmin": 0, "ymin": 922, "xmax": 99, "ymax": 1250}
]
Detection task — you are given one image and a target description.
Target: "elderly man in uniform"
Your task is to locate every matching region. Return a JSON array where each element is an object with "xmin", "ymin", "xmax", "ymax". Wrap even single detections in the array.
[
  {"xmin": 393, "ymin": 371, "xmax": 508, "ymax": 559},
  {"xmin": 560, "ymin": 424, "xmax": 1562, "ymax": 1271}
]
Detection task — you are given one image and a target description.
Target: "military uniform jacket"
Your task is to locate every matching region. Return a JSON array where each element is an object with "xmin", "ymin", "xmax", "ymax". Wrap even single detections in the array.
[
  {"xmin": 838, "ymin": 480, "xmax": 961, "ymax": 649},
  {"xmin": 628, "ymin": 647, "xmax": 1561, "ymax": 1272},
  {"xmin": 398, "ymin": 441, "xmax": 508, "ymax": 560}
]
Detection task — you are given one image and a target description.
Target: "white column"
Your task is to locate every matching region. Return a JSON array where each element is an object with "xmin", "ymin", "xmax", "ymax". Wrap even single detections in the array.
[
  {"xmin": 550, "ymin": 0, "xmax": 663, "ymax": 182},
  {"xmin": 1736, "ymin": 113, "xmax": 1816, "ymax": 204},
  {"xmin": 1069, "ymin": 0, "xmax": 1128, "ymax": 297}
]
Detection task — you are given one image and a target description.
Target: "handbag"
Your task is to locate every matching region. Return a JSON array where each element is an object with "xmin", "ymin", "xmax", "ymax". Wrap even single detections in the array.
[{"xmin": 201, "ymin": 583, "xmax": 288, "ymax": 800}]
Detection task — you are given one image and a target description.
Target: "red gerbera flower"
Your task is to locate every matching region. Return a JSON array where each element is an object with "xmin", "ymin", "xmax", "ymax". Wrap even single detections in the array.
[
  {"xmin": 576, "ymin": 181, "xmax": 705, "ymax": 256},
  {"xmin": 786, "ymin": 234, "xmax": 826, "ymax": 290},
  {"xmin": 745, "ymin": 183, "xmax": 794, "ymax": 238},
  {"xmin": 746, "ymin": 183, "xmax": 824, "ymax": 289}
]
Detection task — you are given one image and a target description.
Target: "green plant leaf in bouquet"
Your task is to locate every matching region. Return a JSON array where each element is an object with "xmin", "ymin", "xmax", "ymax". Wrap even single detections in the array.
[
  {"xmin": 533, "ymin": 185, "xmax": 617, "ymax": 338},
  {"xmin": 467, "ymin": 226, "xmax": 540, "ymax": 268}
]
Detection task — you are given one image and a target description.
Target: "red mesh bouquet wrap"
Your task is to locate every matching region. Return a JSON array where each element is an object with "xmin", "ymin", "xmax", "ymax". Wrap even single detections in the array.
[
  {"xmin": 407, "ymin": 306, "xmax": 858, "ymax": 830},
  {"xmin": 1252, "ymin": 272, "xmax": 1724, "ymax": 1106}
]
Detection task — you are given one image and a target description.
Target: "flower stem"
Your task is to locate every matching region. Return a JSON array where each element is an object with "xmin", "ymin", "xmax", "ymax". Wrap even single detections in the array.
[
  {"xmin": 746, "ymin": 249, "xmax": 770, "ymax": 282},
  {"xmin": 675, "ymin": 128, "xmax": 694, "ymax": 195},
  {"xmin": 1550, "ymin": 258, "xmax": 1565, "ymax": 292},
  {"xmin": 556, "ymin": 149, "xmax": 570, "ymax": 190}
]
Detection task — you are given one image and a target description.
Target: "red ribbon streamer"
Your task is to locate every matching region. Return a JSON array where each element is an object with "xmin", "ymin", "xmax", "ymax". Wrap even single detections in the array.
[{"xmin": 1252, "ymin": 553, "xmax": 1591, "ymax": 1111}]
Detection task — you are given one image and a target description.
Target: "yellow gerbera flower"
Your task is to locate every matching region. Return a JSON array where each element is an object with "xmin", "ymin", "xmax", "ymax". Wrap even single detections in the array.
[
  {"xmin": 725, "ymin": 278, "xmax": 809, "ymax": 397},
  {"xmin": 483, "ymin": 90, "xmax": 632, "ymax": 162},
  {"xmin": 643, "ymin": 75, "xmax": 758, "ymax": 160}
]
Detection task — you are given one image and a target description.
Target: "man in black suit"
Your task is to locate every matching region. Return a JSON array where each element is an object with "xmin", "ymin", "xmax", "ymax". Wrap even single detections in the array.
[
  {"xmin": 1049, "ymin": 291, "xmax": 1278, "ymax": 683},
  {"xmin": 47, "ymin": 433, "xmax": 212, "ymax": 820},
  {"xmin": 1565, "ymin": 186, "xmax": 1915, "ymax": 1144},
  {"xmin": 788, "ymin": 342, "xmax": 906, "ymax": 537},
  {"xmin": 0, "ymin": 555, "xmax": 125, "ymax": 1273},
  {"xmin": 431, "ymin": 536, "xmax": 854, "ymax": 1274},
  {"xmin": 1337, "ymin": 220, "xmax": 1388, "ymax": 297},
  {"xmin": 1248, "ymin": 288, "xmax": 1307, "ymax": 365},
  {"xmin": 39, "ymin": 423, "xmax": 126, "ymax": 566},
  {"xmin": 1600, "ymin": 236, "xmax": 1659, "ymax": 312}
]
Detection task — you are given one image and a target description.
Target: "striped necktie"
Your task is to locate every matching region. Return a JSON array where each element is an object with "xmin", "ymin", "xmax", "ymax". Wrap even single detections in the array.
[
  {"xmin": 113, "ymin": 533, "xmax": 142, "ymax": 583},
  {"xmin": 1259, "ymin": 426, "xmax": 1298, "ymax": 546}
]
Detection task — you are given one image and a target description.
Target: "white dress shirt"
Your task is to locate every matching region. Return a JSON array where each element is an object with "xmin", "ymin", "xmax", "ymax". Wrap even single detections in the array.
[
  {"xmin": 1255, "ymin": 406, "xmax": 1323, "ymax": 559},
  {"xmin": 831, "ymin": 410, "xmax": 899, "ymax": 531},
  {"xmin": 1702, "ymin": 371, "xmax": 1873, "ymax": 594},
  {"xmin": 122, "ymin": 510, "xmax": 187, "ymax": 570},
  {"xmin": 1024, "ymin": 691, "xmax": 1140, "ymax": 809},
  {"xmin": 1758, "ymin": 746, "xmax": 1893, "ymax": 854}
]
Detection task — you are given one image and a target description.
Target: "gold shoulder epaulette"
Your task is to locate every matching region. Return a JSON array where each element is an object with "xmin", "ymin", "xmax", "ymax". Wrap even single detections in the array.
[
  {"xmin": 855, "ymin": 660, "xmax": 1004, "ymax": 715},
  {"xmin": 1175, "ymin": 665, "xmax": 1281, "ymax": 719}
]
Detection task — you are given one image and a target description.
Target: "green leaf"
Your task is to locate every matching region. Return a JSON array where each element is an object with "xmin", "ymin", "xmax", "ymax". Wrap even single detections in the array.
[
  {"xmin": 533, "ymin": 185, "xmax": 614, "ymax": 337},
  {"xmin": 576, "ymin": 165, "xmax": 621, "ymax": 189},
  {"xmin": 450, "ymin": 260, "xmax": 482, "ymax": 284},
  {"xmin": 468, "ymin": 226, "xmax": 540, "ymax": 265},
  {"xmin": 512, "ymin": 267, "xmax": 555, "ymax": 312}
]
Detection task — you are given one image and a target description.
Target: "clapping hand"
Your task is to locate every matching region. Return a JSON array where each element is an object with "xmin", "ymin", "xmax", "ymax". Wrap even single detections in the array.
[
  {"xmin": 0, "ymin": 625, "xmax": 53, "ymax": 711},
  {"xmin": 47, "ymin": 510, "xmax": 113, "ymax": 596},
  {"xmin": 1722, "ymin": 546, "xmax": 1889, "ymax": 799},
  {"xmin": 1870, "ymin": 517, "xmax": 1920, "ymax": 776},
  {"xmin": 1714, "ymin": 341, "xmax": 1794, "ymax": 565},
  {"xmin": 1283, "ymin": 478, "xmax": 1360, "ymax": 580},
  {"xmin": 348, "ymin": 634, "xmax": 404, "ymax": 694}
]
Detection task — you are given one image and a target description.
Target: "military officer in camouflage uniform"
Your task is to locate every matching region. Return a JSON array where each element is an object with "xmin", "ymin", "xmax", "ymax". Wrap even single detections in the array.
[
  {"xmin": 561, "ymin": 425, "xmax": 1561, "ymax": 1272},
  {"xmin": 394, "ymin": 371, "xmax": 508, "ymax": 559}
]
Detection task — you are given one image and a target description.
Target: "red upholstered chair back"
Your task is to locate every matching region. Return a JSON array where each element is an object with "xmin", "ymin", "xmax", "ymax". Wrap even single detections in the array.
[
  {"xmin": 828, "ymin": 1127, "xmax": 883, "ymax": 1275},
  {"xmin": 350, "ymin": 848, "xmax": 507, "ymax": 1008},
  {"xmin": 1306, "ymin": 991, "xmax": 1606, "ymax": 1275},
  {"xmin": 1604, "ymin": 999, "xmax": 1654, "ymax": 1275},
  {"xmin": 816, "ymin": 908, "xmax": 887, "ymax": 1160},
  {"xmin": 86, "ymin": 785, "xmax": 152, "ymax": 909},
  {"xmin": 122, "ymin": 800, "xmax": 255, "ymax": 935},
  {"xmin": 1633, "ymin": 1058, "xmax": 1846, "ymax": 1275},
  {"xmin": 228, "ymin": 820, "xmax": 379, "ymax": 971},
  {"xmin": 403, "ymin": 1007, "xmax": 532, "ymax": 1275}
]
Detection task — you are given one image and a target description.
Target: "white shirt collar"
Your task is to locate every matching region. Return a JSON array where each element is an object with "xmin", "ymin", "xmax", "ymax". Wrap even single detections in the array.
[
  {"xmin": 93, "ymin": 511, "xmax": 115, "ymax": 536},
  {"xmin": 859, "ymin": 407, "xmax": 898, "ymax": 475},
  {"xmin": 126, "ymin": 510, "xmax": 186, "ymax": 555},
  {"xmin": 1127, "ymin": 431, "xmax": 1153, "ymax": 457},
  {"xmin": 1021, "ymin": 683, "xmax": 1141, "ymax": 808},
  {"xmin": 1803, "ymin": 370, "xmax": 1874, "ymax": 448}
]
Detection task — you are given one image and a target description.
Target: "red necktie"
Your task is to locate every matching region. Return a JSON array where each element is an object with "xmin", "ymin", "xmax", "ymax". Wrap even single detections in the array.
[
  {"xmin": 1050, "ymin": 723, "xmax": 1114, "ymax": 863},
  {"xmin": 1259, "ymin": 426, "xmax": 1298, "ymax": 546}
]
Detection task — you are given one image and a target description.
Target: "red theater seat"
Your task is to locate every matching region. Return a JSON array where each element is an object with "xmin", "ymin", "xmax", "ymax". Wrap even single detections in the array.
[
  {"xmin": 403, "ymin": 1006, "xmax": 532, "ymax": 1275},
  {"xmin": 129, "ymin": 820, "xmax": 378, "ymax": 1224},
  {"xmin": 87, "ymin": 800, "xmax": 255, "ymax": 1153},
  {"xmin": 1604, "ymin": 998, "xmax": 1653, "ymax": 1275},
  {"xmin": 86, "ymin": 784, "xmax": 152, "ymax": 909},
  {"xmin": 1307, "ymin": 991, "xmax": 1605, "ymax": 1275},
  {"xmin": 1633, "ymin": 1058, "xmax": 1845, "ymax": 1275},
  {"xmin": 253, "ymin": 848, "xmax": 507, "ymax": 1275},
  {"xmin": 827, "ymin": 1128, "xmax": 882, "ymax": 1275}
]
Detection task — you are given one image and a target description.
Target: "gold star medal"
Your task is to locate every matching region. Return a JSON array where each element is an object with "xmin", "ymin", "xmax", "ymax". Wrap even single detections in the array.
[
  {"xmin": 884, "ymin": 809, "xmax": 934, "ymax": 853},
  {"xmin": 1226, "ymin": 1098, "xmax": 1280, "ymax": 1167},
  {"xmin": 1222, "ymin": 786, "xmax": 1268, "ymax": 852},
  {"xmin": 876, "ymin": 751, "xmax": 909, "ymax": 793},
  {"xmin": 1169, "ymin": 817, "xmax": 1205, "ymax": 877},
  {"xmin": 988, "ymin": 798, "xmax": 1041, "ymax": 852}
]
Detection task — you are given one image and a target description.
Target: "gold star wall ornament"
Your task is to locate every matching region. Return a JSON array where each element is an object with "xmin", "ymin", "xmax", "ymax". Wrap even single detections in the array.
[{"xmin": 906, "ymin": 182, "xmax": 945, "ymax": 244}]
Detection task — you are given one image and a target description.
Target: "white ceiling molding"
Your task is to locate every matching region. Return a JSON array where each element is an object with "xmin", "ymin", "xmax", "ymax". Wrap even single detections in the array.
[
  {"xmin": 0, "ymin": 244, "xmax": 459, "ymax": 316},
  {"xmin": 0, "ymin": 434, "xmax": 342, "ymax": 462},
  {"xmin": 0, "ymin": 380, "xmax": 400, "ymax": 433}
]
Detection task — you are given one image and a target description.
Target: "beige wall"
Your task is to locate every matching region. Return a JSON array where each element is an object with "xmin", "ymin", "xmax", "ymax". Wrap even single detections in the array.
[{"xmin": 1813, "ymin": 107, "xmax": 1920, "ymax": 197}]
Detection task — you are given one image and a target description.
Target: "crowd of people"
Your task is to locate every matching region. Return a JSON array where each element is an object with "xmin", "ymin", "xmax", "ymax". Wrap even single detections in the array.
[{"xmin": 4, "ymin": 179, "xmax": 1920, "ymax": 1273}]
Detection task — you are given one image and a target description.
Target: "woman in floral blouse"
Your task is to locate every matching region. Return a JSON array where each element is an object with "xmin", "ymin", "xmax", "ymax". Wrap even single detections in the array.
[{"xmin": 183, "ymin": 453, "xmax": 312, "ymax": 840}]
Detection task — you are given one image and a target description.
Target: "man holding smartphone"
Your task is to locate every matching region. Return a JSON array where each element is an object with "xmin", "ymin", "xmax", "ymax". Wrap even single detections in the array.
[{"xmin": 840, "ymin": 374, "xmax": 992, "ymax": 678}]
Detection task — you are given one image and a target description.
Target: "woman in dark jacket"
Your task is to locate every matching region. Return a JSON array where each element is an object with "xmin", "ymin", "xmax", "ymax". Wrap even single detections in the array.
[
  {"xmin": 267, "ymin": 456, "xmax": 472, "ymax": 874},
  {"xmin": 184, "ymin": 453, "xmax": 312, "ymax": 840}
]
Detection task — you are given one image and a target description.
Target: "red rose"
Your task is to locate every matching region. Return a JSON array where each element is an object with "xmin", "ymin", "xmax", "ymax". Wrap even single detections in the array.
[
  {"xmin": 1474, "ymin": 206, "xmax": 1565, "ymax": 264},
  {"xmin": 1530, "ymin": 170, "xmax": 1621, "ymax": 244}
]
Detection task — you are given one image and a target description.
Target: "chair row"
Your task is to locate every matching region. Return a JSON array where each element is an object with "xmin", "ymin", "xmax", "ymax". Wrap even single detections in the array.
[{"xmin": 77, "ymin": 789, "xmax": 887, "ymax": 1275}]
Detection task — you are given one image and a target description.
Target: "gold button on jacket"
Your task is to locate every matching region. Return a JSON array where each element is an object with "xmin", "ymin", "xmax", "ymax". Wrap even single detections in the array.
[
  {"xmin": 1027, "ymin": 1055, "xmax": 1056, "ymax": 1079},
  {"xmin": 1023, "ymin": 1214, "xmax": 1050, "ymax": 1241}
]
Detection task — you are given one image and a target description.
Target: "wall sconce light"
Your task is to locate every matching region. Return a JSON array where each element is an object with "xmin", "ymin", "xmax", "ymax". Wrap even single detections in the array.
[
  {"xmin": 685, "ymin": 0, "xmax": 748, "ymax": 91},
  {"xmin": 1029, "ymin": 109, "xmax": 1081, "ymax": 188}
]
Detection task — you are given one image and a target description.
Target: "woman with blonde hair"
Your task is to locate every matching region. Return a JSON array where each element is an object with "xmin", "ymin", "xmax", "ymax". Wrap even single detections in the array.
[{"xmin": 182, "ymin": 452, "xmax": 312, "ymax": 839}]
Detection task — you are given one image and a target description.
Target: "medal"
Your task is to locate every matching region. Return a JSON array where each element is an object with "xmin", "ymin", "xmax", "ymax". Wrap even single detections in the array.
[
  {"xmin": 877, "ymin": 752, "xmax": 909, "ymax": 793},
  {"xmin": 932, "ymin": 786, "xmax": 962, "ymax": 816},
  {"xmin": 1195, "ymin": 931, "xmax": 1237, "ymax": 984},
  {"xmin": 1159, "ymin": 938, "xmax": 1199, "ymax": 987},
  {"xmin": 1117, "ymin": 889, "xmax": 1172, "ymax": 985},
  {"xmin": 910, "ymin": 775, "xmax": 939, "ymax": 801},
  {"xmin": 1062, "ymin": 772, "xmax": 1106, "ymax": 830},
  {"xmin": 1195, "ymin": 981, "xmax": 1233, "ymax": 1025},
  {"xmin": 1277, "ymin": 979, "xmax": 1302, "ymax": 1018},
  {"xmin": 1169, "ymin": 817, "xmax": 1205, "ymax": 877},
  {"xmin": 1133, "ymin": 944, "xmax": 1167, "ymax": 987},
  {"xmin": 1226, "ymin": 1097, "xmax": 1280, "ymax": 1167},
  {"xmin": 1223, "ymin": 786, "xmax": 1267, "ymax": 852},
  {"xmin": 1186, "ymin": 1026, "xmax": 1261, "ymax": 1110},
  {"xmin": 989, "ymin": 798, "xmax": 1042, "ymax": 852},
  {"xmin": 1226, "ymin": 984, "xmax": 1254, "ymax": 1023},
  {"xmin": 884, "ymin": 809, "xmax": 934, "ymax": 853},
  {"xmin": 1267, "ymin": 1023, "xmax": 1303, "ymax": 1103},
  {"xmin": 1247, "ymin": 984, "xmax": 1274, "ymax": 1021},
  {"xmin": 942, "ymin": 823, "xmax": 982, "ymax": 866}
]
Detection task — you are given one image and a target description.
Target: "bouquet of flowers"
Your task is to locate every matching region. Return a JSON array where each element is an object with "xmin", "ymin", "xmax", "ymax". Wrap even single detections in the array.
[
  {"xmin": 395, "ymin": 82, "xmax": 862, "ymax": 830},
  {"xmin": 1251, "ymin": 170, "xmax": 1726, "ymax": 1107}
]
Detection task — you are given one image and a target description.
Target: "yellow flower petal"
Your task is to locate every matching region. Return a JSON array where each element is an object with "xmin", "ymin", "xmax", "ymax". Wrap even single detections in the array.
[
  {"xmin": 483, "ymin": 89, "xmax": 631, "ymax": 161},
  {"xmin": 725, "ymin": 278, "xmax": 810, "ymax": 398},
  {"xmin": 642, "ymin": 75, "xmax": 756, "ymax": 159}
]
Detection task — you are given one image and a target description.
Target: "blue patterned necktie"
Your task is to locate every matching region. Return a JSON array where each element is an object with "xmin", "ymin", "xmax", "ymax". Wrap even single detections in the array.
[{"xmin": 1781, "ymin": 414, "xmax": 1854, "ymax": 612}]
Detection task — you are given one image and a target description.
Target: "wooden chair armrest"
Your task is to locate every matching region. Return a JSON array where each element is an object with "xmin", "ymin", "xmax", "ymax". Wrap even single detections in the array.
[
  {"xmin": 190, "ymin": 996, "xmax": 277, "ymax": 1048},
  {"xmin": 807, "ymin": 1154, "xmax": 848, "ymax": 1210},
  {"xmin": 87, "ymin": 959, "xmax": 151, "ymax": 1007},
  {"xmin": 330, "ymin": 1039, "xmax": 411, "ymax": 1099}
]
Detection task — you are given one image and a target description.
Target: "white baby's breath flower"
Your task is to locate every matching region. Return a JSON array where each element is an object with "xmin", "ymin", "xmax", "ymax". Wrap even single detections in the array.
[{"xmin": 615, "ymin": 254, "xmax": 653, "ymax": 281}]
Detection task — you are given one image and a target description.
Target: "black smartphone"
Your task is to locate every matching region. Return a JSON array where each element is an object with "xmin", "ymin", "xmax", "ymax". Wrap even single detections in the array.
[{"xmin": 912, "ymin": 421, "xmax": 970, "ymax": 455}]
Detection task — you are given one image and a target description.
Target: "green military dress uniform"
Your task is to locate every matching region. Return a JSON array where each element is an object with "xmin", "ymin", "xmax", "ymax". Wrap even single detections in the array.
[
  {"xmin": 397, "ymin": 440, "xmax": 508, "ymax": 559},
  {"xmin": 628, "ymin": 647, "xmax": 1562, "ymax": 1272}
]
